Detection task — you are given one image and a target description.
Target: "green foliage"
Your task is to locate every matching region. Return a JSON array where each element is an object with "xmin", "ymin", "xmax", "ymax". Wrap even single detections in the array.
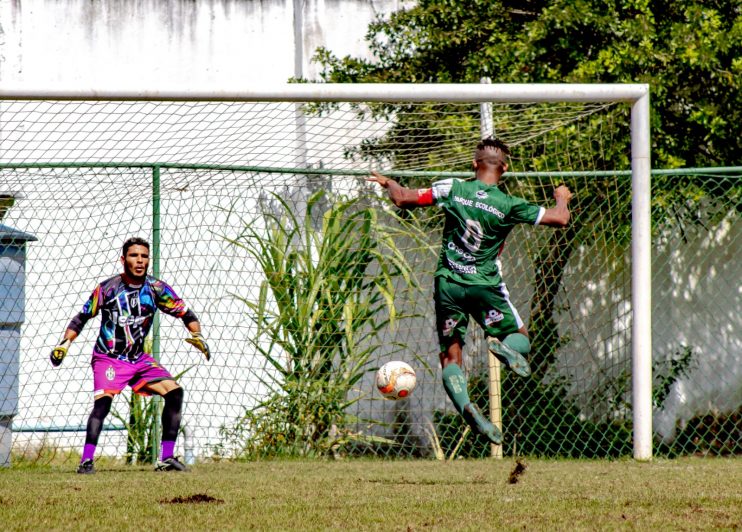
[
  {"xmin": 650, "ymin": 346, "xmax": 741, "ymax": 456},
  {"xmin": 651, "ymin": 171, "xmax": 742, "ymax": 236},
  {"xmin": 652, "ymin": 345, "xmax": 696, "ymax": 409},
  {"xmin": 221, "ymin": 191, "xmax": 430, "ymax": 458},
  {"xmin": 0, "ymin": 195, "xmax": 15, "ymax": 223},
  {"xmin": 315, "ymin": 0, "xmax": 742, "ymax": 168},
  {"xmin": 315, "ymin": 1, "xmax": 740, "ymax": 284},
  {"xmin": 659, "ymin": 409, "xmax": 742, "ymax": 456},
  {"xmin": 218, "ymin": 379, "xmax": 391, "ymax": 459}
]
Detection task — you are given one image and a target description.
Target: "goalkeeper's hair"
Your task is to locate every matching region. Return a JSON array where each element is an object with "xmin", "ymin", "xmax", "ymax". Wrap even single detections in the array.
[{"xmin": 122, "ymin": 236, "xmax": 150, "ymax": 256}]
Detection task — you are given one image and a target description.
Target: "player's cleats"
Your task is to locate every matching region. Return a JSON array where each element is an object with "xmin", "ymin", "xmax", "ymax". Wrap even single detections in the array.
[
  {"xmin": 155, "ymin": 456, "xmax": 188, "ymax": 472},
  {"xmin": 50, "ymin": 338, "xmax": 71, "ymax": 367},
  {"xmin": 77, "ymin": 459, "xmax": 95, "ymax": 474},
  {"xmin": 462, "ymin": 403, "xmax": 502, "ymax": 445},
  {"xmin": 185, "ymin": 333, "xmax": 211, "ymax": 361},
  {"xmin": 488, "ymin": 338, "xmax": 531, "ymax": 377}
]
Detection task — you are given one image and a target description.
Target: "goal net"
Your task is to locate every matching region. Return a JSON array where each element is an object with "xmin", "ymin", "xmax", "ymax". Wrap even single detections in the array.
[{"xmin": 0, "ymin": 85, "xmax": 670, "ymax": 464}]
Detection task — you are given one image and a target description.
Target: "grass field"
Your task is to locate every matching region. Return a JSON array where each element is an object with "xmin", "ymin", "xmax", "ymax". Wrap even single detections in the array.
[{"xmin": 1, "ymin": 458, "xmax": 740, "ymax": 530}]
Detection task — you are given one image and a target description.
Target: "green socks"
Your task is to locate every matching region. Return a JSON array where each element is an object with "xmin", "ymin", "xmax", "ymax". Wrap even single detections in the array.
[
  {"xmin": 503, "ymin": 332, "xmax": 531, "ymax": 355},
  {"xmin": 441, "ymin": 336, "xmax": 528, "ymax": 415},
  {"xmin": 441, "ymin": 363, "xmax": 470, "ymax": 415}
]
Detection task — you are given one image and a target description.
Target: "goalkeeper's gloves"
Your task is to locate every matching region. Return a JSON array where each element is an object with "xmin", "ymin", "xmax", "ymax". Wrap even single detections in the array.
[
  {"xmin": 50, "ymin": 338, "xmax": 71, "ymax": 367},
  {"xmin": 185, "ymin": 332, "xmax": 211, "ymax": 361}
]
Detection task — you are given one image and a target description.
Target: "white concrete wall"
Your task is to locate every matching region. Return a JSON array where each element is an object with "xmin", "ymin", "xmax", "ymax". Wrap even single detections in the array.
[{"xmin": 0, "ymin": 0, "xmax": 411, "ymax": 86}]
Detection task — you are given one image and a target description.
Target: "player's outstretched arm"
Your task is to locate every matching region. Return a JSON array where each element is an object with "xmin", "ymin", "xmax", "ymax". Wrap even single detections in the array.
[
  {"xmin": 539, "ymin": 185, "xmax": 573, "ymax": 227},
  {"xmin": 184, "ymin": 321, "xmax": 211, "ymax": 361},
  {"xmin": 368, "ymin": 171, "xmax": 434, "ymax": 209},
  {"xmin": 50, "ymin": 330, "xmax": 78, "ymax": 367}
]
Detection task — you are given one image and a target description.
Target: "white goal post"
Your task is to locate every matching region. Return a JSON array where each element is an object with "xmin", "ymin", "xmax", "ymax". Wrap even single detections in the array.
[{"xmin": 0, "ymin": 83, "xmax": 652, "ymax": 460}]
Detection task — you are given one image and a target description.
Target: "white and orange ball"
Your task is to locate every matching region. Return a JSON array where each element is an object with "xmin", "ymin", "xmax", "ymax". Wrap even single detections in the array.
[{"xmin": 376, "ymin": 361, "xmax": 417, "ymax": 400}]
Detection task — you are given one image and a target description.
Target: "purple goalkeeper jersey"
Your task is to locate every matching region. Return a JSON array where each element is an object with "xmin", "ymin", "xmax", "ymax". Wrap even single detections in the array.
[{"xmin": 68, "ymin": 274, "xmax": 197, "ymax": 361}]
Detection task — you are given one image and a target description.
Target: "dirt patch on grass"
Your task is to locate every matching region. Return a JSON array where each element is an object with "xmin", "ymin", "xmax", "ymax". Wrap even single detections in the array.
[
  {"xmin": 508, "ymin": 459, "xmax": 527, "ymax": 484},
  {"xmin": 160, "ymin": 493, "xmax": 224, "ymax": 504}
]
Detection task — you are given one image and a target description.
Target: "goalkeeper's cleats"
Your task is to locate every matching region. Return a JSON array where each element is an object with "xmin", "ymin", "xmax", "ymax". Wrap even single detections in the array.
[
  {"xmin": 462, "ymin": 403, "xmax": 502, "ymax": 445},
  {"xmin": 488, "ymin": 338, "xmax": 531, "ymax": 378},
  {"xmin": 50, "ymin": 338, "xmax": 71, "ymax": 367},
  {"xmin": 155, "ymin": 456, "xmax": 188, "ymax": 472},
  {"xmin": 185, "ymin": 333, "xmax": 211, "ymax": 361},
  {"xmin": 77, "ymin": 459, "xmax": 95, "ymax": 475}
]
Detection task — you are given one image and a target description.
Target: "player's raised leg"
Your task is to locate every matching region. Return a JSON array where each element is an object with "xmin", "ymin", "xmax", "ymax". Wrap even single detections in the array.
[
  {"xmin": 488, "ymin": 330, "xmax": 532, "ymax": 378},
  {"xmin": 475, "ymin": 285, "xmax": 532, "ymax": 378}
]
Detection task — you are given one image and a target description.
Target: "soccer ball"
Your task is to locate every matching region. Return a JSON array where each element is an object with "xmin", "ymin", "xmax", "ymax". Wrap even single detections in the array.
[{"xmin": 376, "ymin": 360, "xmax": 417, "ymax": 400}]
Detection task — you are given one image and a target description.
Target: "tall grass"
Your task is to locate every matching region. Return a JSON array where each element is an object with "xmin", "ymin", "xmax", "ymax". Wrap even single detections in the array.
[{"xmin": 221, "ymin": 190, "xmax": 430, "ymax": 458}]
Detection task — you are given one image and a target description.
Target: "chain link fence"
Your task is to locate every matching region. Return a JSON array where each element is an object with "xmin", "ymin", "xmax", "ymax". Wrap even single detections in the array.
[
  {"xmin": 0, "ymin": 98, "xmax": 738, "ymax": 464},
  {"xmin": 1, "ymin": 165, "xmax": 737, "ymax": 463}
]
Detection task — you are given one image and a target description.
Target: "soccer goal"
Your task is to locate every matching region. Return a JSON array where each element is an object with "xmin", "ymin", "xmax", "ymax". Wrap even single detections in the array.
[{"xmin": 0, "ymin": 83, "xmax": 652, "ymax": 464}]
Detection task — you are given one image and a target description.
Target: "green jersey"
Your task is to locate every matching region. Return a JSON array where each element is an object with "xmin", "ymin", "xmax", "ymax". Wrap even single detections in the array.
[{"xmin": 432, "ymin": 178, "xmax": 544, "ymax": 285}]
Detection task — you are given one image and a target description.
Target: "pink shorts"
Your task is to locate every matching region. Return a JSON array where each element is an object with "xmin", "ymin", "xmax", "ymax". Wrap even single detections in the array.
[{"xmin": 92, "ymin": 351, "xmax": 175, "ymax": 396}]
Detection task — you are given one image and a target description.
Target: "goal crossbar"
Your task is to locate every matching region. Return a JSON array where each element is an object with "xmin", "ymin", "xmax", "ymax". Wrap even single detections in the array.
[{"xmin": 0, "ymin": 83, "xmax": 647, "ymax": 103}]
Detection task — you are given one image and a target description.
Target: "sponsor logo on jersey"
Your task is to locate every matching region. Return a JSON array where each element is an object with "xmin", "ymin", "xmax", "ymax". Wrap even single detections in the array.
[
  {"xmin": 443, "ymin": 318, "xmax": 458, "ymax": 337},
  {"xmin": 453, "ymin": 195, "xmax": 474, "ymax": 207},
  {"xmin": 485, "ymin": 309, "xmax": 504, "ymax": 325},
  {"xmin": 117, "ymin": 315, "xmax": 148, "ymax": 327},
  {"xmin": 453, "ymin": 194, "xmax": 505, "ymax": 219},
  {"xmin": 447, "ymin": 241, "xmax": 475, "ymax": 261},
  {"xmin": 105, "ymin": 365, "xmax": 116, "ymax": 381},
  {"xmin": 474, "ymin": 201, "xmax": 505, "ymax": 219},
  {"xmin": 446, "ymin": 256, "xmax": 477, "ymax": 274}
]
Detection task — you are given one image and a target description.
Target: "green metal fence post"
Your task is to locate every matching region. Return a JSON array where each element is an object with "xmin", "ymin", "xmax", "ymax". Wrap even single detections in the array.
[{"xmin": 151, "ymin": 165, "xmax": 161, "ymax": 464}]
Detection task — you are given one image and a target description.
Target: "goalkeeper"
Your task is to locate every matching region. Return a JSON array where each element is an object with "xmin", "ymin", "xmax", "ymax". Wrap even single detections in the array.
[
  {"xmin": 50, "ymin": 237, "xmax": 211, "ymax": 474},
  {"xmin": 369, "ymin": 137, "xmax": 572, "ymax": 444}
]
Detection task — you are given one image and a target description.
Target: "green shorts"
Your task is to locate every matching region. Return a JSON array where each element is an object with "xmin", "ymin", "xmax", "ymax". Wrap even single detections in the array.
[{"xmin": 434, "ymin": 275, "xmax": 523, "ymax": 351}]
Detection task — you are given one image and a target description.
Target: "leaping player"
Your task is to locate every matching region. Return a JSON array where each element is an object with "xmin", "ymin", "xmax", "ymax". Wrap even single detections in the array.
[
  {"xmin": 50, "ymin": 237, "xmax": 211, "ymax": 473},
  {"xmin": 369, "ymin": 137, "xmax": 573, "ymax": 444}
]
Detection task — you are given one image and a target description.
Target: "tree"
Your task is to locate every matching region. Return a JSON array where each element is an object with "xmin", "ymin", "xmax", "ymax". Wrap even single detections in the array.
[{"xmin": 315, "ymin": 0, "xmax": 742, "ymax": 168}]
